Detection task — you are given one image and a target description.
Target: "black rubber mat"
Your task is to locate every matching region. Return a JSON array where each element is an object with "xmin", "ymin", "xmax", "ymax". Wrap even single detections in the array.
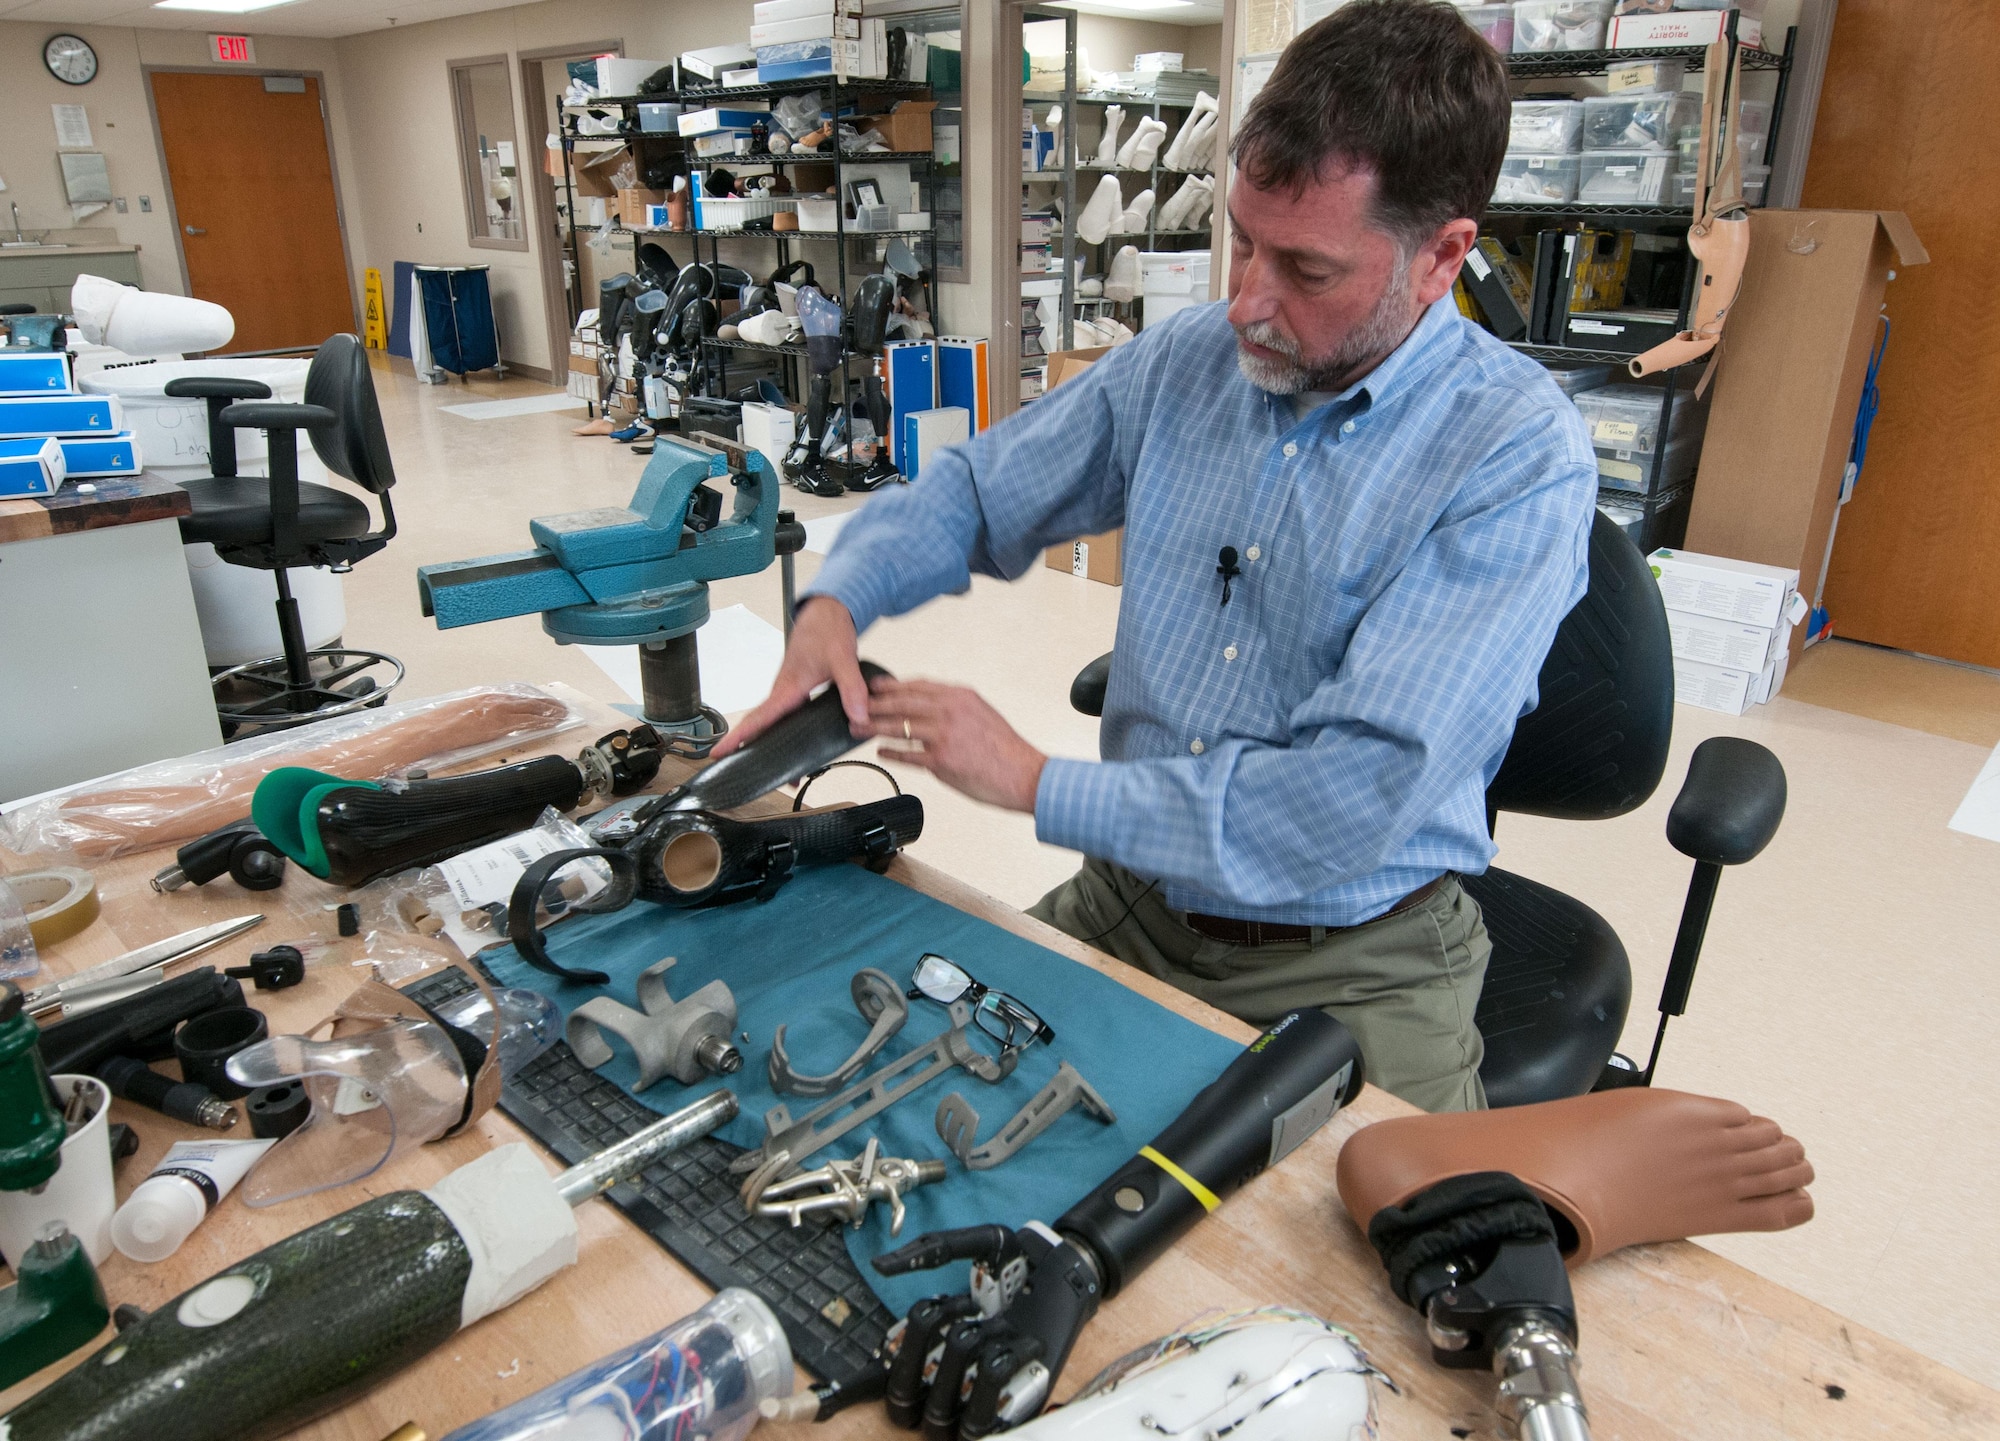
[{"xmin": 405, "ymin": 964, "xmax": 895, "ymax": 1382}]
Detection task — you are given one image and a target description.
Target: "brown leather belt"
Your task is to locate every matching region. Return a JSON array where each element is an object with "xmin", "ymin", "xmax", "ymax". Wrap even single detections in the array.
[{"xmin": 1181, "ymin": 874, "xmax": 1450, "ymax": 947}]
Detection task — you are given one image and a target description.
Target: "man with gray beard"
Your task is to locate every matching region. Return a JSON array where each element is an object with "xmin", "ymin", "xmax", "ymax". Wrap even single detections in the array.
[{"xmin": 720, "ymin": 0, "xmax": 1596, "ymax": 1112}]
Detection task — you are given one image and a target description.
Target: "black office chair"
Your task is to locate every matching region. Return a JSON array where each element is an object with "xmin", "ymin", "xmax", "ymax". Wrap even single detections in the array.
[
  {"xmin": 1067, "ymin": 512, "xmax": 1788, "ymax": 1107},
  {"xmin": 165, "ymin": 334, "xmax": 404, "ymax": 734}
]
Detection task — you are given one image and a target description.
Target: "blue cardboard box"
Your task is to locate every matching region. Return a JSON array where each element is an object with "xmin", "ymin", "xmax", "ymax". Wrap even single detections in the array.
[
  {"xmin": 937, "ymin": 337, "xmax": 990, "ymax": 433},
  {"xmin": 58, "ymin": 431, "xmax": 143, "ymax": 478},
  {"xmin": 0, "ymin": 436, "xmax": 67, "ymax": 497},
  {"xmin": 883, "ymin": 339, "xmax": 936, "ymax": 468},
  {"xmin": 0, "ymin": 350, "xmax": 74, "ymax": 397},
  {"xmin": 0, "ymin": 393, "xmax": 122, "ymax": 438}
]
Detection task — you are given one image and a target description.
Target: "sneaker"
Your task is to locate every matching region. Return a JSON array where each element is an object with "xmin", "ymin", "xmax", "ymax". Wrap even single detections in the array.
[
  {"xmin": 846, "ymin": 456, "xmax": 901, "ymax": 491},
  {"xmin": 794, "ymin": 463, "xmax": 846, "ymax": 497},
  {"xmin": 609, "ymin": 420, "xmax": 654, "ymax": 443}
]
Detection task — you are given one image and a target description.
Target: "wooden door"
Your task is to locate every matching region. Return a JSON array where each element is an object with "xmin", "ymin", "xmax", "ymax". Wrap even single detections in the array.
[
  {"xmin": 150, "ymin": 72, "xmax": 355, "ymax": 354},
  {"xmin": 1804, "ymin": 3, "xmax": 2000, "ymax": 667}
]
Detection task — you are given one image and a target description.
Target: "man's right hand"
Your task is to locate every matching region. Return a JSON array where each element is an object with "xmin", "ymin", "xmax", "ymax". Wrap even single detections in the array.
[{"xmin": 711, "ymin": 596, "xmax": 871, "ymax": 757}]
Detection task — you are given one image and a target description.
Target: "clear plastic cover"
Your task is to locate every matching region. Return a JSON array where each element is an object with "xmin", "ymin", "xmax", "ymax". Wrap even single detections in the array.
[
  {"xmin": 1, "ymin": 684, "xmax": 582, "ymax": 862},
  {"xmin": 1581, "ymin": 93, "xmax": 1700, "ymax": 152},
  {"xmin": 440, "ymin": 1287, "xmax": 793, "ymax": 1441},
  {"xmin": 228, "ymin": 1015, "xmax": 468, "ymax": 1207},
  {"xmin": 1578, "ymin": 150, "xmax": 1675, "ymax": 206}
]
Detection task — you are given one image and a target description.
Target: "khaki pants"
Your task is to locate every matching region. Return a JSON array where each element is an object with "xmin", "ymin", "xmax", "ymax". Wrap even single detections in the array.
[{"xmin": 1029, "ymin": 857, "xmax": 1490, "ymax": 1112}]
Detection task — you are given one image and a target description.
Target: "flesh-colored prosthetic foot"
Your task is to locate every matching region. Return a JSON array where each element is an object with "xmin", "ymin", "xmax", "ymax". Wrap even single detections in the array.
[
  {"xmin": 1337, "ymin": 1088, "xmax": 1814, "ymax": 1266},
  {"xmin": 572, "ymin": 415, "xmax": 617, "ymax": 436}
]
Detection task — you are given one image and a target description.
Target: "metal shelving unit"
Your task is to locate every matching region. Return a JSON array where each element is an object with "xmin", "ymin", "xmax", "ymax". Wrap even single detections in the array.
[
  {"xmin": 1490, "ymin": 16, "xmax": 1796, "ymax": 552},
  {"xmin": 557, "ymin": 65, "xmax": 939, "ymax": 430}
]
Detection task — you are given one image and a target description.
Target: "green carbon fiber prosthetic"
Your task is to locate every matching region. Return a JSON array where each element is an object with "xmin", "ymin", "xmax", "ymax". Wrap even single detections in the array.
[{"xmin": 1, "ymin": 1191, "xmax": 471, "ymax": 1441}]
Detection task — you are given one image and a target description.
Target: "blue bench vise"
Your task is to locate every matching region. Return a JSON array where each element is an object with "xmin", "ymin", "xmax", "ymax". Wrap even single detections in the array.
[{"xmin": 417, "ymin": 434, "xmax": 801, "ymax": 748}]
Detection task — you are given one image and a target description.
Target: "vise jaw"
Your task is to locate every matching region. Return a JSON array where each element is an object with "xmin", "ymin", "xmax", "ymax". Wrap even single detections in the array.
[{"xmin": 415, "ymin": 434, "xmax": 779, "ymax": 643}]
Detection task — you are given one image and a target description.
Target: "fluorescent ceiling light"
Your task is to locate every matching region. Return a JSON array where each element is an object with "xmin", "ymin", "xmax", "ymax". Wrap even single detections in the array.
[
  {"xmin": 153, "ymin": 0, "xmax": 300, "ymax": 12},
  {"xmin": 1055, "ymin": 1, "xmax": 1198, "ymax": 10}
]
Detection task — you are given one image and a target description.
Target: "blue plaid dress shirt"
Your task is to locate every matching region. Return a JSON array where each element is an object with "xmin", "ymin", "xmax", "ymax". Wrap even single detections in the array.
[{"xmin": 806, "ymin": 294, "xmax": 1597, "ymax": 925}]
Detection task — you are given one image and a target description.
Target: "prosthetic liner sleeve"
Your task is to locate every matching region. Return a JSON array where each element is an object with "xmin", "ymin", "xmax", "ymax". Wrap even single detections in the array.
[
  {"xmin": 260, "ymin": 755, "xmax": 586, "ymax": 887},
  {"xmin": 848, "ymin": 274, "xmax": 895, "ymax": 355},
  {"xmin": 660, "ymin": 661, "xmax": 892, "ymax": 814},
  {"xmin": 1056, "ymin": 1009, "xmax": 1364, "ymax": 1296}
]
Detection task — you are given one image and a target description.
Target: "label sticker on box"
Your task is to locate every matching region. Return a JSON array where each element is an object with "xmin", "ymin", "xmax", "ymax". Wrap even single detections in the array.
[
  {"xmin": 1594, "ymin": 420, "xmax": 1641, "ymax": 445},
  {"xmin": 1607, "ymin": 63, "xmax": 1657, "ymax": 94}
]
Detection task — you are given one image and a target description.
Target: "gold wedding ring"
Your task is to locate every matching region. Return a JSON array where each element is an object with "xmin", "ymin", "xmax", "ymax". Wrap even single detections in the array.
[{"xmin": 902, "ymin": 718, "xmax": 913, "ymax": 741}]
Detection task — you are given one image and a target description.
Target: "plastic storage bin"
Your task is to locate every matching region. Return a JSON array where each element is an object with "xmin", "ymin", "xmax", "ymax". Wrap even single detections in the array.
[
  {"xmin": 1676, "ymin": 0, "xmax": 1764, "ymax": 11},
  {"xmin": 1579, "ymin": 149, "xmax": 1675, "ymax": 205},
  {"xmin": 1737, "ymin": 98, "xmax": 1773, "ymax": 135},
  {"xmin": 1582, "ymin": 93, "xmax": 1699, "ymax": 151},
  {"xmin": 1573, "ymin": 381, "xmax": 1700, "ymax": 455},
  {"xmin": 695, "ymin": 195, "xmax": 797, "ymax": 230},
  {"xmin": 1604, "ymin": 57, "xmax": 1687, "ymax": 94},
  {"xmin": 1544, "ymin": 362, "xmax": 1616, "ymax": 396},
  {"xmin": 1461, "ymin": 4, "xmax": 1515, "ymax": 52},
  {"xmin": 1512, "ymin": 0, "xmax": 1613, "ymax": 53},
  {"xmin": 796, "ymin": 196, "xmax": 840, "ymax": 231},
  {"xmin": 1510, "ymin": 99, "xmax": 1584, "ymax": 153},
  {"xmin": 1596, "ymin": 430, "xmax": 1701, "ymax": 493},
  {"xmin": 1494, "ymin": 152, "xmax": 1582, "ymax": 204}
]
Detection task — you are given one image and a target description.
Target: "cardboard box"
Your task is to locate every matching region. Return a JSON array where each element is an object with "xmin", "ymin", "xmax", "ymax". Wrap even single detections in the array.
[
  {"xmin": 572, "ymin": 148, "xmax": 627, "ymax": 199},
  {"xmin": 862, "ymin": 99, "xmax": 936, "ymax": 154},
  {"xmin": 1673, "ymin": 656, "xmax": 1757, "ymax": 716},
  {"xmin": 1610, "ymin": 11, "xmax": 1761, "ymax": 51},
  {"xmin": 569, "ymin": 353, "xmax": 596, "ymax": 376},
  {"xmin": 596, "ymin": 56, "xmax": 673, "ymax": 96},
  {"xmin": 1649, "ymin": 549, "xmax": 1797, "ymax": 630},
  {"xmin": 882, "ymin": 339, "xmax": 936, "ymax": 467},
  {"xmin": 1040, "ymin": 346, "xmax": 1122, "ymax": 585},
  {"xmin": 902, "ymin": 407, "xmax": 969, "ymax": 480},
  {"xmin": 0, "ymin": 393, "xmax": 121, "ymax": 438},
  {"xmin": 1683, "ymin": 211, "xmax": 1928, "ymax": 669},
  {"xmin": 938, "ymin": 337, "xmax": 990, "ymax": 433},
  {"xmin": 57, "ymin": 431, "xmax": 141, "ymax": 478},
  {"xmin": 0, "ymin": 436, "xmax": 65, "ymax": 497},
  {"xmin": 0, "ymin": 350, "xmax": 74, "ymax": 397},
  {"xmin": 616, "ymin": 188, "xmax": 667, "ymax": 225},
  {"xmin": 1667, "ymin": 608, "xmax": 1778, "ymax": 675}
]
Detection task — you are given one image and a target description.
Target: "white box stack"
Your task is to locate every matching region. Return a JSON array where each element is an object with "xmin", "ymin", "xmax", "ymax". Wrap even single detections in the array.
[{"xmin": 1649, "ymin": 549, "xmax": 1805, "ymax": 716}]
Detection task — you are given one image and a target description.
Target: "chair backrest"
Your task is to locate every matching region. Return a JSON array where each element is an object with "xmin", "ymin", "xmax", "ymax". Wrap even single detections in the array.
[
  {"xmin": 1487, "ymin": 511, "xmax": 1674, "ymax": 822},
  {"xmin": 303, "ymin": 333, "xmax": 396, "ymax": 495}
]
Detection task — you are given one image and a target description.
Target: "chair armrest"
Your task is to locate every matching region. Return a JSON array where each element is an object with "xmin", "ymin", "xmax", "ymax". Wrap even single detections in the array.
[
  {"xmin": 164, "ymin": 377, "xmax": 272, "ymax": 402},
  {"xmin": 219, "ymin": 401, "xmax": 336, "ymax": 431},
  {"xmin": 1070, "ymin": 652, "xmax": 1113, "ymax": 718},
  {"xmin": 1666, "ymin": 736, "xmax": 1786, "ymax": 865}
]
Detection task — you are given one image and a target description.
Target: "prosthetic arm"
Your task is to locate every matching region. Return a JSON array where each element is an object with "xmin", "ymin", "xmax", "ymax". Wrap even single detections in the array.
[{"xmin": 860, "ymin": 1009, "xmax": 1365, "ymax": 1439}]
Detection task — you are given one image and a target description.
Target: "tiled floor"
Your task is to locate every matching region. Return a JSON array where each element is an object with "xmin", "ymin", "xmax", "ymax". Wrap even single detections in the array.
[{"xmin": 344, "ymin": 360, "xmax": 2000, "ymax": 1390}]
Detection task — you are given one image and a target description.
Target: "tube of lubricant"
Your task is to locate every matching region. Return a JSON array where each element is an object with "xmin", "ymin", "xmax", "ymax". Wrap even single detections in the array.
[{"xmin": 111, "ymin": 1138, "xmax": 273, "ymax": 1261}]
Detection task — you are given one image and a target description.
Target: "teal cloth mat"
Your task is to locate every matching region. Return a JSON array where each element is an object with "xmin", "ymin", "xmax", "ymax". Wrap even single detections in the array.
[{"xmin": 478, "ymin": 863, "xmax": 1244, "ymax": 1314}]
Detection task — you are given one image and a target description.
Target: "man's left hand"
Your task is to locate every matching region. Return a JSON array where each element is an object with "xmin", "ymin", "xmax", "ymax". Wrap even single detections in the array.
[{"xmin": 868, "ymin": 677, "xmax": 1047, "ymax": 813}]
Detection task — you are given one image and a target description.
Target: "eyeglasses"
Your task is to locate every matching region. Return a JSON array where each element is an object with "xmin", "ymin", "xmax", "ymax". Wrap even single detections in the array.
[{"xmin": 908, "ymin": 954, "xmax": 1055, "ymax": 1052}]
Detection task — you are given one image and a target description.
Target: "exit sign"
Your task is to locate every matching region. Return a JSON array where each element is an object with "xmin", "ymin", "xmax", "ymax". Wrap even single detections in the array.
[{"xmin": 209, "ymin": 34, "xmax": 256, "ymax": 63}]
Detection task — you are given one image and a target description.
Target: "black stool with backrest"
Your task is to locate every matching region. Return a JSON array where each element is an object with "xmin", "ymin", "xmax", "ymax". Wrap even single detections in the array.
[
  {"xmin": 165, "ymin": 334, "xmax": 403, "ymax": 733},
  {"xmin": 1067, "ymin": 512, "xmax": 1787, "ymax": 1107}
]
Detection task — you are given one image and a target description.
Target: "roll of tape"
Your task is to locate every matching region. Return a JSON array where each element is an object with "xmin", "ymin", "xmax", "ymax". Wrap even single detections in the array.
[{"xmin": 11, "ymin": 867, "xmax": 100, "ymax": 948}]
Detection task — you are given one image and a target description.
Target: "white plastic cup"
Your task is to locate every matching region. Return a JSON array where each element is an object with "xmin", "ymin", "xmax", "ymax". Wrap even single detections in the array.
[{"xmin": 0, "ymin": 1075, "xmax": 116, "ymax": 1267}]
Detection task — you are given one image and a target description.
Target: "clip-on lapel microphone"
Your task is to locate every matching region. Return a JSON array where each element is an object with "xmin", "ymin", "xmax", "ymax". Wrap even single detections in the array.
[{"xmin": 1216, "ymin": 546, "xmax": 1242, "ymax": 606}]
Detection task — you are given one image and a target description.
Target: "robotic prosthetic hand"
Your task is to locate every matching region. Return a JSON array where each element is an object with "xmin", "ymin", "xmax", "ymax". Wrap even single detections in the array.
[
  {"xmin": 794, "ymin": 284, "xmax": 850, "ymax": 497},
  {"xmin": 862, "ymin": 1010, "xmax": 1365, "ymax": 1440},
  {"xmin": 845, "ymin": 274, "xmax": 902, "ymax": 493}
]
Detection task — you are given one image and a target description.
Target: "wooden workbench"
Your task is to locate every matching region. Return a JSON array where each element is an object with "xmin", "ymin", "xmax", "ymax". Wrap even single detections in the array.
[{"xmin": 3, "ymin": 688, "xmax": 1995, "ymax": 1440}]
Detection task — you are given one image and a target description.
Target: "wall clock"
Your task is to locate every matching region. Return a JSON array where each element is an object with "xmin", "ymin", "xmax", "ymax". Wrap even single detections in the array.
[{"xmin": 45, "ymin": 34, "xmax": 99, "ymax": 86}]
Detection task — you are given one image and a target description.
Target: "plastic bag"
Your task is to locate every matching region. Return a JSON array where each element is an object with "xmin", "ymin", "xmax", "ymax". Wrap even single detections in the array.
[
  {"xmin": 771, "ymin": 92, "xmax": 823, "ymax": 143},
  {"xmin": 389, "ymin": 809, "xmax": 613, "ymax": 959},
  {"xmin": 1, "ymin": 684, "xmax": 581, "ymax": 861}
]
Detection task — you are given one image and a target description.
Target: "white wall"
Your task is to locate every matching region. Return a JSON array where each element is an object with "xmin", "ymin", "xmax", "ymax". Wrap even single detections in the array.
[{"xmin": 0, "ymin": 23, "xmax": 351, "ymax": 297}]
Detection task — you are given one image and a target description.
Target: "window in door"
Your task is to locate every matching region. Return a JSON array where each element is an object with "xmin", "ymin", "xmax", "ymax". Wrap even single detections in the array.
[{"xmin": 451, "ymin": 57, "xmax": 527, "ymax": 249}]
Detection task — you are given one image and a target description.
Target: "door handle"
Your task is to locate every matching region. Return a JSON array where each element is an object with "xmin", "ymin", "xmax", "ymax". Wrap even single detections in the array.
[{"xmin": 184, "ymin": 225, "xmax": 206, "ymax": 236}]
